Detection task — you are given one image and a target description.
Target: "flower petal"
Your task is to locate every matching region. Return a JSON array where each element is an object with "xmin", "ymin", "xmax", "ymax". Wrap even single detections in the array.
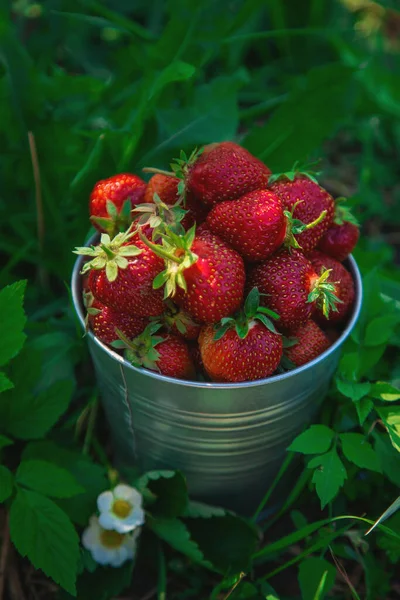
[
  {"xmin": 92, "ymin": 546, "xmax": 113, "ymax": 566},
  {"xmin": 114, "ymin": 484, "xmax": 136, "ymax": 501},
  {"xmin": 97, "ymin": 490, "xmax": 114, "ymax": 513},
  {"xmin": 123, "ymin": 507, "xmax": 145, "ymax": 529},
  {"xmin": 110, "ymin": 547, "xmax": 129, "ymax": 567},
  {"xmin": 98, "ymin": 512, "xmax": 119, "ymax": 531}
]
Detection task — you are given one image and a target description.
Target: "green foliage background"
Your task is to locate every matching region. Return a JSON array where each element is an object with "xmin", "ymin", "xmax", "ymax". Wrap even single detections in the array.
[{"xmin": 1, "ymin": 0, "xmax": 400, "ymax": 598}]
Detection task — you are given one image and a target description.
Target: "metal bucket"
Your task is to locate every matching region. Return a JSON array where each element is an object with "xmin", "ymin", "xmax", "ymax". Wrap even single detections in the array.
[{"xmin": 72, "ymin": 238, "xmax": 362, "ymax": 514}]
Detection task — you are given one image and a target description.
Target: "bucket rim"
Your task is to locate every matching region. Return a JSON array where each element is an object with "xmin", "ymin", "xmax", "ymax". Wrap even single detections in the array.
[{"xmin": 71, "ymin": 233, "xmax": 363, "ymax": 390}]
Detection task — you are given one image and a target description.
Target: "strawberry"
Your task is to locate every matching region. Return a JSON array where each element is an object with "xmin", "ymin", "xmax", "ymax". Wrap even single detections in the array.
[
  {"xmin": 145, "ymin": 143, "xmax": 271, "ymax": 209},
  {"xmin": 140, "ymin": 227, "xmax": 245, "ymax": 324},
  {"xmin": 74, "ymin": 228, "xmax": 165, "ymax": 317},
  {"xmin": 307, "ymin": 250, "xmax": 355, "ymax": 324},
  {"xmin": 89, "ymin": 174, "xmax": 146, "ymax": 236},
  {"xmin": 115, "ymin": 323, "xmax": 195, "ymax": 380},
  {"xmin": 206, "ymin": 190, "xmax": 286, "ymax": 262},
  {"xmin": 318, "ymin": 199, "xmax": 359, "ymax": 261},
  {"xmin": 198, "ymin": 288, "xmax": 282, "ymax": 382},
  {"xmin": 156, "ymin": 300, "xmax": 201, "ymax": 340},
  {"xmin": 285, "ymin": 320, "xmax": 330, "ymax": 367},
  {"xmin": 140, "ymin": 174, "xmax": 208, "ymax": 233},
  {"xmin": 269, "ymin": 168, "xmax": 334, "ymax": 252},
  {"xmin": 247, "ymin": 248, "xmax": 340, "ymax": 331},
  {"xmin": 84, "ymin": 293, "xmax": 147, "ymax": 346}
]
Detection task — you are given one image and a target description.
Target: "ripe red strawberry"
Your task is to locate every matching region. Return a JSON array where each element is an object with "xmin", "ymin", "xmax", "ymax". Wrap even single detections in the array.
[
  {"xmin": 198, "ymin": 288, "xmax": 282, "ymax": 382},
  {"xmin": 318, "ymin": 200, "xmax": 359, "ymax": 261},
  {"xmin": 116, "ymin": 323, "xmax": 195, "ymax": 380},
  {"xmin": 247, "ymin": 249, "xmax": 340, "ymax": 331},
  {"xmin": 185, "ymin": 143, "xmax": 271, "ymax": 208},
  {"xmin": 74, "ymin": 228, "xmax": 165, "ymax": 317},
  {"xmin": 89, "ymin": 173, "xmax": 146, "ymax": 236},
  {"xmin": 285, "ymin": 320, "xmax": 330, "ymax": 367},
  {"xmin": 206, "ymin": 190, "xmax": 286, "ymax": 262},
  {"xmin": 308, "ymin": 250, "xmax": 355, "ymax": 324},
  {"xmin": 141, "ymin": 227, "xmax": 245, "ymax": 324},
  {"xmin": 84, "ymin": 293, "xmax": 147, "ymax": 346},
  {"xmin": 157, "ymin": 300, "xmax": 201, "ymax": 340},
  {"xmin": 269, "ymin": 170, "xmax": 334, "ymax": 252}
]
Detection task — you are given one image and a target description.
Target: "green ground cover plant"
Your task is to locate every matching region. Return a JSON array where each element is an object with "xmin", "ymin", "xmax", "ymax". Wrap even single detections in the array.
[{"xmin": 1, "ymin": 0, "xmax": 400, "ymax": 598}]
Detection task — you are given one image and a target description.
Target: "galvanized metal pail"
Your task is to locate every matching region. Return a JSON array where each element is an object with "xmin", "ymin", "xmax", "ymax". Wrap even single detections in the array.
[{"xmin": 72, "ymin": 240, "xmax": 362, "ymax": 514}]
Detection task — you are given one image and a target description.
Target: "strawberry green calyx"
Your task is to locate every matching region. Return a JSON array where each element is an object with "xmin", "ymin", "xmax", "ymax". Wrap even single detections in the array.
[
  {"xmin": 112, "ymin": 323, "xmax": 164, "ymax": 371},
  {"xmin": 90, "ymin": 198, "xmax": 133, "ymax": 238},
  {"xmin": 334, "ymin": 197, "xmax": 359, "ymax": 226},
  {"xmin": 82, "ymin": 290, "xmax": 101, "ymax": 332},
  {"xmin": 155, "ymin": 300, "xmax": 193, "ymax": 335},
  {"xmin": 143, "ymin": 147, "xmax": 203, "ymax": 204},
  {"xmin": 214, "ymin": 287, "xmax": 280, "ymax": 341},
  {"xmin": 268, "ymin": 160, "xmax": 322, "ymax": 186},
  {"xmin": 73, "ymin": 226, "xmax": 142, "ymax": 283},
  {"xmin": 307, "ymin": 269, "xmax": 342, "ymax": 318},
  {"xmin": 138, "ymin": 226, "xmax": 198, "ymax": 298},
  {"xmin": 133, "ymin": 193, "xmax": 187, "ymax": 239},
  {"xmin": 283, "ymin": 201, "xmax": 328, "ymax": 249}
]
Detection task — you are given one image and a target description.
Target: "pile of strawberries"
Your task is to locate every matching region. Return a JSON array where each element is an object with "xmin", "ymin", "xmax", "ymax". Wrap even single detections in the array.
[{"xmin": 75, "ymin": 142, "xmax": 359, "ymax": 383}]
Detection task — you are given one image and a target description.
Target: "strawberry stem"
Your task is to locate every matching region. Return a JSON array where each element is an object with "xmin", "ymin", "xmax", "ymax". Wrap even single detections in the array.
[
  {"xmin": 138, "ymin": 229, "xmax": 183, "ymax": 264},
  {"xmin": 100, "ymin": 244, "xmax": 117, "ymax": 259},
  {"xmin": 142, "ymin": 167, "xmax": 176, "ymax": 177}
]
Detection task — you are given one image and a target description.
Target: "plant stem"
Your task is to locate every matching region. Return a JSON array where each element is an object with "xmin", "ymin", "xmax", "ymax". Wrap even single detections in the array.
[
  {"xmin": 138, "ymin": 230, "xmax": 182, "ymax": 264},
  {"xmin": 83, "ymin": 397, "xmax": 98, "ymax": 455},
  {"xmin": 142, "ymin": 167, "xmax": 175, "ymax": 177},
  {"xmin": 252, "ymin": 452, "xmax": 295, "ymax": 522}
]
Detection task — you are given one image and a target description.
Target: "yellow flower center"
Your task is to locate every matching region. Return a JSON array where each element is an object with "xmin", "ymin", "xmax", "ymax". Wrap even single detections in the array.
[
  {"xmin": 112, "ymin": 499, "xmax": 132, "ymax": 519},
  {"xmin": 100, "ymin": 530, "xmax": 125, "ymax": 549}
]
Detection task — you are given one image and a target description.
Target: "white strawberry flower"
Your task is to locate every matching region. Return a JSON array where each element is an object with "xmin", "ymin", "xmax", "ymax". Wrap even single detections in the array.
[
  {"xmin": 82, "ymin": 515, "xmax": 140, "ymax": 567},
  {"xmin": 97, "ymin": 484, "xmax": 145, "ymax": 533}
]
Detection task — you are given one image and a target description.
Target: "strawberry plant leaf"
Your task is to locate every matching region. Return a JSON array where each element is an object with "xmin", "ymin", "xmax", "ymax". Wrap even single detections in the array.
[
  {"xmin": 136, "ymin": 470, "xmax": 188, "ymax": 518},
  {"xmin": 336, "ymin": 379, "xmax": 371, "ymax": 402},
  {"xmin": 339, "ymin": 433, "xmax": 382, "ymax": 473},
  {"xmin": 298, "ymin": 557, "xmax": 336, "ymax": 600},
  {"xmin": 22, "ymin": 441, "xmax": 109, "ymax": 526},
  {"xmin": 0, "ymin": 280, "xmax": 27, "ymax": 368},
  {"xmin": 183, "ymin": 500, "xmax": 227, "ymax": 518},
  {"xmin": 16, "ymin": 460, "xmax": 84, "ymax": 498},
  {"xmin": 287, "ymin": 425, "xmax": 334, "ymax": 455},
  {"xmin": 185, "ymin": 513, "xmax": 259, "ymax": 573},
  {"xmin": 308, "ymin": 449, "xmax": 347, "ymax": 509},
  {"xmin": 244, "ymin": 287, "xmax": 259, "ymax": 317},
  {"xmin": 149, "ymin": 517, "xmax": 210, "ymax": 566},
  {"xmin": 0, "ymin": 465, "xmax": 14, "ymax": 502},
  {"xmin": 366, "ymin": 496, "xmax": 400, "ymax": 536},
  {"xmin": 9, "ymin": 489, "xmax": 79, "ymax": 595},
  {"xmin": 4, "ymin": 379, "xmax": 74, "ymax": 440}
]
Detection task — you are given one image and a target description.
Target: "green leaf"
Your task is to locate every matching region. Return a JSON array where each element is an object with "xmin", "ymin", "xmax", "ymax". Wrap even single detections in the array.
[
  {"xmin": 374, "ymin": 432, "xmax": 400, "ymax": 487},
  {"xmin": 287, "ymin": 425, "xmax": 334, "ymax": 455},
  {"xmin": 5, "ymin": 379, "xmax": 73, "ymax": 439},
  {"xmin": 22, "ymin": 441, "xmax": 108, "ymax": 526},
  {"xmin": 0, "ymin": 280, "xmax": 27, "ymax": 368},
  {"xmin": 364, "ymin": 315, "xmax": 400, "ymax": 347},
  {"xmin": 243, "ymin": 64, "xmax": 354, "ymax": 169},
  {"xmin": 0, "ymin": 434, "xmax": 13, "ymax": 450},
  {"xmin": 308, "ymin": 449, "xmax": 347, "ymax": 509},
  {"xmin": 244, "ymin": 287, "xmax": 259, "ymax": 318},
  {"xmin": 377, "ymin": 407, "xmax": 400, "ymax": 452},
  {"xmin": 339, "ymin": 433, "xmax": 382, "ymax": 473},
  {"xmin": 366, "ymin": 496, "xmax": 400, "ymax": 536},
  {"xmin": 149, "ymin": 517, "xmax": 209, "ymax": 565},
  {"xmin": 136, "ymin": 470, "xmax": 188, "ymax": 518},
  {"xmin": 150, "ymin": 61, "xmax": 196, "ymax": 99},
  {"xmin": 298, "ymin": 557, "xmax": 336, "ymax": 600},
  {"xmin": 0, "ymin": 371, "xmax": 13, "ymax": 392},
  {"xmin": 0, "ymin": 465, "xmax": 14, "ymax": 502},
  {"xmin": 16, "ymin": 460, "xmax": 84, "ymax": 498},
  {"xmin": 183, "ymin": 500, "xmax": 227, "ymax": 518},
  {"xmin": 185, "ymin": 514, "xmax": 259, "ymax": 573},
  {"xmin": 336, "ymin": 379, "xmax": 371, "ymax": 402},
  {"xmin": 369, "ymin": 382, "xmax": 400, "ymax": 402},
  {"xmin": 9, "ymin": 489, "xmax": 79, "ymax": 595},
  {"xmin": 355, "ymin": 397, "xmax": 374, "ymax": 426}
]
